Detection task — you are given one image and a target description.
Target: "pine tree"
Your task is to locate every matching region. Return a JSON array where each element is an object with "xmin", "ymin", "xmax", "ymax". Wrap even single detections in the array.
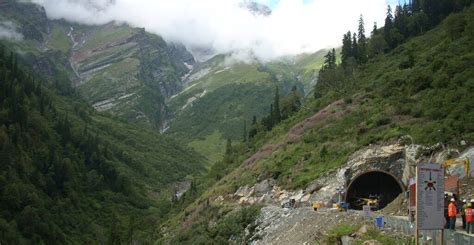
[
  {"xmin": 322, "ymin": 48, "xmax": 337, "ymax": 71},
  {"xmin": 411, "ymin": 0, "xmax": 420, "ymax": 13},
  {"xmin": 357, "ymin": 14, "xmax": 368, "ymax": 64},
  {"xmin": 372, "ymin": 22, "xmax": 378, "ymax": 36},
  {"xmin": 224, "ymin": 138, "xmax": 233, "ymax": 163},
  {"xmin": 248, "ymin": 116, "xmax": 257, "ymax": 139},
  {"xmin": 341, "ymin": 31, "xmax": 352, "ymax": 65},
  {"xmin": 331, "ymin": 48, "xmax": 336, "ymax": 66},
  {"xmin": 384, "ymin": 5, "xmax": 394, "ymax": 49},
  {"xmin": 268, "ymin": 104, "xmax": 273, "ymax": 130},
  {"xmin": 352, "ymin": 32, "xmax": 358, "ymax": 61},
  {"xmin": 273, "ymin": 86, "xmax": 281, "ymax": 124},
  {"xmin": 394, "ymin": 4, "xmax": 408, "ymax": 39}
]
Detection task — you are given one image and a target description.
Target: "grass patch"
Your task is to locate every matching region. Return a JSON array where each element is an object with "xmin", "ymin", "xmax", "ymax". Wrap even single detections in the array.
[
  {"xmin": 189, "ymin": 130, "xmax": 225, "ymax": 165},
  {"xmin": 47, "ymin": 23, "xmax": 71, "ymax": 54}
]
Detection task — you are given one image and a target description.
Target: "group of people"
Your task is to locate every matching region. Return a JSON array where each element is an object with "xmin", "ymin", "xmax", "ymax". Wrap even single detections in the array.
[{"xmin": 445, "ymin": 194, "xmax": 474, "ymax": 234}]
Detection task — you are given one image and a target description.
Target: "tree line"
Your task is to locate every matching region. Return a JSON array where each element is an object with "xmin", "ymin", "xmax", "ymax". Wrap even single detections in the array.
[
  {"xmin": 246, "ymin": 85, "xmax": 302, "ymax": 141},
  {"xmin": 316, "ymin": 0, "xmax": 472, "ymax": 98}
]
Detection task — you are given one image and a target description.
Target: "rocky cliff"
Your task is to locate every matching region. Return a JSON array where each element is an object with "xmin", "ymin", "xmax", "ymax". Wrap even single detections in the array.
[{"xmin": 0, "ymin": 0, "xmax": 195, "ymax": 129}]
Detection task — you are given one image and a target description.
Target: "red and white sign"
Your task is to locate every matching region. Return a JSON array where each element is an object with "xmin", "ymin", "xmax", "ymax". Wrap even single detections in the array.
[{"xmin": 416, "ymin": 163, "xmax": 445, "ymax": 230}]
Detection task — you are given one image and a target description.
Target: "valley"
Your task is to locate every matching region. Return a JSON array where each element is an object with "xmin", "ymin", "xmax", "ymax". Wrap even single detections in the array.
[{"xmin": 0, "ymin": 0, "xmax": 473, "ymax": 244}]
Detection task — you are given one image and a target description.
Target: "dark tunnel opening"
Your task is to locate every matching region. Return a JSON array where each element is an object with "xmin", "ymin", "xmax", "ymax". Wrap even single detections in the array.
[{"xmin": 345, "ymin": 170, "xmax": 404, "ymax": 210}]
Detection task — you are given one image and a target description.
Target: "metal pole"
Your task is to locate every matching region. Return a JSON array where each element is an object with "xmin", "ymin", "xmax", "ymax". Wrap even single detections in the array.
[
  {"xmin": 440, "ymin": 229, "xmax": 444, "ymax": 245},
  {"xmin": 416, "ymin": 166, "xmax": 419, "ymax": 245}
]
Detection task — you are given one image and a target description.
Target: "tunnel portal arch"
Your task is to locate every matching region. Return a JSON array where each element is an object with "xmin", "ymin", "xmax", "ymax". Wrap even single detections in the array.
[{"xmin": 345, "ymin": 170, "xmax": 405, "ymax": 210}]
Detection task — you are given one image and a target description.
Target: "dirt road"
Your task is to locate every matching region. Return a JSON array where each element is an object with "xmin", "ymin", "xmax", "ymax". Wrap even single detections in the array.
[{"xmin": 249, "ymin": 206, "xmax": 367, "ymax": 244}]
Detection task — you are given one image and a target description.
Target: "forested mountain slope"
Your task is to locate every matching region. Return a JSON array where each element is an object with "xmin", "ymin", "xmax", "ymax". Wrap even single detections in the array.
[{"xmin": 0, "ymin": 44, "xmax": 205, "ymax": 243}]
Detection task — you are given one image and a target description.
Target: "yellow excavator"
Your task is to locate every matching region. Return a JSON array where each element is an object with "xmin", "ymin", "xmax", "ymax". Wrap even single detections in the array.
[
  {"xmin": 443, "ymin": 158, "xmax": 470, "ymax": 177},
  {"xmin": 355, "ymin": 195, "xmax": 380, "ymax": 210}
]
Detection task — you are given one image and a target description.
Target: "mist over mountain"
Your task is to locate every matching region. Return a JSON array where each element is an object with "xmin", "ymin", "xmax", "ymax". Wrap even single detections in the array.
[{"xmin": 30, "ymin": 0, "xmax": 387, "ymax": 61}]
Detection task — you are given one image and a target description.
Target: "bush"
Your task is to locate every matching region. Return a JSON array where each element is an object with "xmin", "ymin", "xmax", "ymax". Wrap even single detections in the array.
[{"xmin": 444, "ymin": 13, "xmax": 466, "ymax": 40}]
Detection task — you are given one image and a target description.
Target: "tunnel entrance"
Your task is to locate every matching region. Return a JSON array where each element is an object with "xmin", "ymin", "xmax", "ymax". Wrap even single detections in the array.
[{"xmin": 345, "ymin": 170, "xmax": 404, "ymax": 210}]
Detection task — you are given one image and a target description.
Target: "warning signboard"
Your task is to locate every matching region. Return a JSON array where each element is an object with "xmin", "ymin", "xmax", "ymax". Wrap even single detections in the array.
[
  {"xmin": 363, "ymin": 205, "xmax": 371, "ymax": 218},
  {"xmin": 416, "ymin": 163, "xmax": 445, "ymax": 230}
]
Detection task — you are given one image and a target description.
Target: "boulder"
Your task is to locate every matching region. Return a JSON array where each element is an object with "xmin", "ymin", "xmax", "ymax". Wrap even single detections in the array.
[{"xmin": 254, "ymin": 179, "xmax": 275, "ymax": 196}]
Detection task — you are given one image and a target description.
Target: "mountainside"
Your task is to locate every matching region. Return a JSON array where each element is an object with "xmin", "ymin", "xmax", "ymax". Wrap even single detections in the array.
[
  {"xmin": 0, "ymin": 39, "xmax": 205, "ymax": 243},
  {"xmin": 0, "ymin": 0, "xmax": 194, "ymax": 129},
  {"xmin": 2, "ymin": 0, "xmax": 473, "ymax": 244},
  {"xmin": 165, "ymin": 52, "xmax": 326, "ymax": 162},
  {"xmin": 158, "ymin": 4, "xmax": 474, "ymax": 243}
]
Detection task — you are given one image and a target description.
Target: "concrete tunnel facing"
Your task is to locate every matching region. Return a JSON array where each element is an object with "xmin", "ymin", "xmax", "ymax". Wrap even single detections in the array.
[{"xmin": 345, "ymin": 170, "xmax": 405, "ymax": 210}]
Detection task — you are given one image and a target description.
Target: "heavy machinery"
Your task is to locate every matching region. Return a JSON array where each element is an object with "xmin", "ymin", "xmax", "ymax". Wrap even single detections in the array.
[
  {"xmin": 443, "ymin": 158, "xmax": 470, "ymax": 177},
  {"xmin": 312, "ymin": 201, "xmax": 323, "ymax": 211},
  {"xmin": 355, "ymin": 195, "xmax": 380, "ymax": 210}
]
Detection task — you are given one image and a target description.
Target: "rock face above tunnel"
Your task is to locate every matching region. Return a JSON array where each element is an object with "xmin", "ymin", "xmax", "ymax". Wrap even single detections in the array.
[
  {"xmin": 344, "ymin": 144, "xmax": 406, "ymax": 185},
  {"xmin": 307, "ymin": 144, "xmax": 407, "ymax": 205}
]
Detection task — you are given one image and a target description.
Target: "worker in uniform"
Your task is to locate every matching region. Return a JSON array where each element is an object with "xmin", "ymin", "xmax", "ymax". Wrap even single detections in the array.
[
  {"xmin": 444, "ymin": 194, "xmax": 450, "ymax": 229},
  {"xmin": 466, "ymin": 200, "xmax": 473, "ymax": 234},
  {"xmin": 461, "ymin": 199, "xmax": 467, "ymax": 230},
  {"xmin": 448, "ymin": 198, "xmax": 457, "ymax": 231}
]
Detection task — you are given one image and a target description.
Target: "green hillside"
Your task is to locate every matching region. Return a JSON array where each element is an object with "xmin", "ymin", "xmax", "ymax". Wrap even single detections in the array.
[
  {"xmin": 211, "ymin": 0, "xmax": 474, "ymax": 192},
  {"xmin": 0, "ymin": 44, "xmax": 205, "ymax": 243},
  {"xmin": 159, "ymin": 3, "xmax": 474, "ymax": 243},
  {"xmin": 165, "ymin": 54, "xmax": 325, "ymax": 163}
]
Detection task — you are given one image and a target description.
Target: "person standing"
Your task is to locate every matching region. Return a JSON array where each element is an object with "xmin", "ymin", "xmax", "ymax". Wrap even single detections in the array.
[
  {"xmin": 444, "ymin": 194, "xmax": 450, "ymax": 229},
  {"xmin": 466, "ymin": 200, "xmax": 473, "ymax": 234},
  {"xmin": 448, "ymin": 198, "xmax": 457, "ymax": 231},
  {"xmin": 462, "ymin": 199, "xmax": 467, "ymax": 229}
]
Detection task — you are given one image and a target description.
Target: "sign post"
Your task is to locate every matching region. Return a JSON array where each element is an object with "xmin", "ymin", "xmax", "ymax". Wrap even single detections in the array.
[
  {"xmin": 362, "ymin": 205, "xmax": 371, "ymax": 219},
  {"xmin": 416, "ymin": 163, "xmax": 444, "ymax": 244}
]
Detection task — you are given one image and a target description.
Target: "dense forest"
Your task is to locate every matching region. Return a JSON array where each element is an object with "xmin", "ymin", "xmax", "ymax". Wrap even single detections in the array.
[
  {"xmin": 317, "ymin": 0, "xmax": 474, "ymax": 144},
  {"xmin": 0, "ymin": 45, "xmax": 205, "ymax": 243}
]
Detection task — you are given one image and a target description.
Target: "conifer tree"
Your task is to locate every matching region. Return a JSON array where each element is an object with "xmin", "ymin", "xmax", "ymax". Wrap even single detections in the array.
[
  {"xmin": 273, "ymin": 86, "xmax": 281, "ymax": 124},
  {"xmin": 372, "ymin": 22, "xmax": 378, "ymax": 36},
  {"xmin": 357, "ymin": 14, "xmax": 368, "ymax": 64},
  {"xmin": 248, "ymin": 116, "xmax": 257, "ymax": 139},
  {"xmin": 331, "ymin": 48, "xmax": 336, "ymax": 66},
  {"xmin": 268, "ymin": 104, "xmax": 273, "ymax": 129},
  {"xmin": 411, "ymin": 0, "xmax": 420, "ymax": 13},
  {"xmin": 384, "ymin": 5, "xmax": 394, "ymax": 48},
  {"xmin": 352, "ymin": 32, "xmax": 358, "ymax": 61},
  {"xmin": 341, "ymin": 31, "xmax": 353, "ymax": 65},
  {"xmin": 394, "ymin": 5, "xmax": 408, "ymax": 39},
  {"xmin": 322, "ymin": 49, "xmax": 336, "ymax": 71},
  {"xmin": 225, "ymin": 138, "xmax": 232, "ymax": 157}
]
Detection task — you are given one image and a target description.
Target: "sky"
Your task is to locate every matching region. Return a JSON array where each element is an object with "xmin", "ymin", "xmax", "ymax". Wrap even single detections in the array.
[{"xmin": 30, "ymin": 0, "xmax": 396, "ymax": 61}]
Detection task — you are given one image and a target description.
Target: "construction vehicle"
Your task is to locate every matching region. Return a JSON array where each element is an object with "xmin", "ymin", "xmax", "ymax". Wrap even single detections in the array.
[
  {"xmin": 312, "ymin": 201, "xmax": 323, "ymax": 211},
  {"xmin": 443, "ymin": 158, "xmax": 470, "ymax": 177},
  {"xmin": 355, "ymin": 195, "xmax": 380, "ymax": 210}
]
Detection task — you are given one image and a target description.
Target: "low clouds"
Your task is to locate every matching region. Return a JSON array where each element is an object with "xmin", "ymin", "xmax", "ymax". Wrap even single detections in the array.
[
  {"xmin": 0, "ymin": 21, "xmax": 24, "ymax": 41},
  {"xmin": 31, "ymin": 0, "xmax": 388, "ymax": 61}
]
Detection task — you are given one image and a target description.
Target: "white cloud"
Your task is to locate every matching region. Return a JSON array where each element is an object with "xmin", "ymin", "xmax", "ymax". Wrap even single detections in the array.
[
  {"xmin": 0, "ymin": 21, "xmax": 24, "ymax": 41},
  {"xmin": 30, "ymin": 0, "xmax": 387, "ymax": 61}
]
